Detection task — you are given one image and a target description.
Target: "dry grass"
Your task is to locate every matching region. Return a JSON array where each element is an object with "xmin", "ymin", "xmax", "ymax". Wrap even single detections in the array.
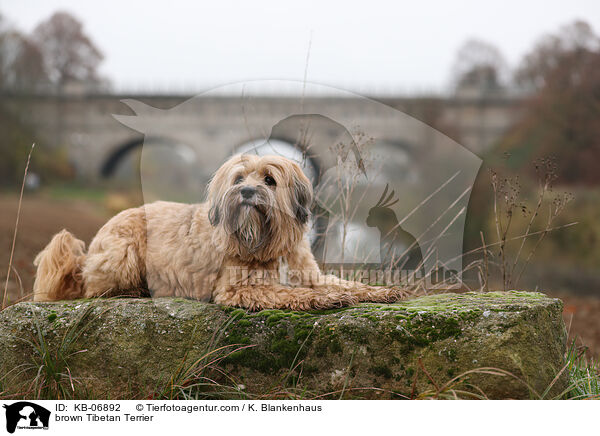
[
  {"xmin": 2, "ymin": 143, "xmax": 34, "ymax": 310},
  {"xmin": 488, "ymin": 158, "xmax": 575, "ymax": 291}
]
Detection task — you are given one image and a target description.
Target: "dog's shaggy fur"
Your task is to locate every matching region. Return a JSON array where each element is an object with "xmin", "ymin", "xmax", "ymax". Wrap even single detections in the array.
[{"xmin": 33, "ymin": 154, "xmax": 407, "ymax": 310}]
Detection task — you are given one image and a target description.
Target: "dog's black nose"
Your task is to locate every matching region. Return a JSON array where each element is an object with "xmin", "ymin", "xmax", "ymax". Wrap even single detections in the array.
[{"xmin": 240, "ymin": 186, "xmax": 256, "ymax": 199}]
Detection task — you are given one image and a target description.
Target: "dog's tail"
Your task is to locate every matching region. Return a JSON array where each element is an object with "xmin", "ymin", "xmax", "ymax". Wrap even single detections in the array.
[{"xmin": 33, "ymin": 230, "xmax": 87, "ymax": 301}]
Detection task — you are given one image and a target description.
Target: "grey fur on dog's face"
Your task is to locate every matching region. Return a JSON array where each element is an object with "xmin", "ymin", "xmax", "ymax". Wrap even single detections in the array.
[{"xmin": 220, "ymin": 182, "xmax": 273, "ymax": 253}]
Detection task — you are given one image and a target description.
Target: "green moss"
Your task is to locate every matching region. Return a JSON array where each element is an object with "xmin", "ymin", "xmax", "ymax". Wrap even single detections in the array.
[
  {"xmin": 230, "ymin": 308, "xmax": 247, "ymax": 319},
  {"xmin": 269, "ymin": 339, "xmax": 295, "ymax": 365},
  {"xmin": 328, "ymin": 338, "xmax": 343, "ymax": 354},
  {"xmin": 47, "ymin": 312, "xmax": 57, "ymax": 322},
  {"xmin": 220, "ymin": 305, "xmax": 236, "ymax": 313},
  {"xmin": 229, "ymin": 335, "xmax": 252, "ymax": 345},
  {"xmin": 295, "ymin": 328, "xmax": 311, "ymax": 342},
  {"xmin": 266, "ymin": 314, "xmax": 285, "ymax": 326},
  {"xmin": 301, "ymin": 364, "xmax": 319, "ymax": 377},
  {"xmin": 313, "ymin": 335, "xmax": 331, "ymax": 357},
  {"xmin": 370, "ymin": 364, "xmax": 393, "ymax": 379},
  {"xmin": 337, "ymin": 323, "xmax": 370, "ymax": 345},
  {"xmin": 236, "ymin": 319, "xmax": 252, "ymax": 327},
  {"xmin": 222, "ymin": 317, "xmax": 316, "ymax": 374},
  {"xmin": 225, "ymin": 348, "xmax": 277, "ymax": 373},
  {"xmin": 445, "ymin": 348, "xmax": 458, "ymax": 362},
  {"xmin": 401, "ymin": 313, "xmax": 463, "ymax": 346},
  {"xmin": 308, "ymin": 307, "xmax": 350, "ymax": 316}
]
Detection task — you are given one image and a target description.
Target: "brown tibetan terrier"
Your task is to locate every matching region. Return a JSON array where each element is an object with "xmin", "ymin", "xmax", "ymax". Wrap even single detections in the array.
[{"xmin": 33, "ymin": 154, "xmax": 406, "ymax": 310}]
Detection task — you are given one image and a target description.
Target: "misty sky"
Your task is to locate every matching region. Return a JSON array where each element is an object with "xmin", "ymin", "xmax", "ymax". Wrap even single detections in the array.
[{"xmin": 1, "ymin": 0, "xmax": 599, "ymax": 94}]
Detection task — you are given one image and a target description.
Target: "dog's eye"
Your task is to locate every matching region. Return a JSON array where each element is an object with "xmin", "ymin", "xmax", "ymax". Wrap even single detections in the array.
[
  {"xmin": 264, "ymin": 175, "xmax": 276, "ymax": 186},
  {"xmin": 234, "ymin": 175, "xmax": 244, "ymax": 184}
]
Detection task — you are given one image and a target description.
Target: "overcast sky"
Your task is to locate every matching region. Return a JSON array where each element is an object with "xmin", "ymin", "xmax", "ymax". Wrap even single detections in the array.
[{"xmin": 1, "ymin": 0, "xmax": 599, "ymax": 94}]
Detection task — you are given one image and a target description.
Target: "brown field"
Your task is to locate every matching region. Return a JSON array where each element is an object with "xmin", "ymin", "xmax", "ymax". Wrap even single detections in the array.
[
  {"xmin": 0, "ymin": 193, "xmax": 109, "ymax": 302},
  {"xmin": 1, "ymin": 193, "xmax": 599, "ymax": 359}
]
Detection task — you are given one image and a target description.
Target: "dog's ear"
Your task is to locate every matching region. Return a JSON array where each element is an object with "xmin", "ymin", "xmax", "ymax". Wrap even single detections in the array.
[
  {"xmin": 208, "ymin": 202, "xmax": 220, "ymax": 226},
  {"xmin": 290, "ymin": 166, "xmax": 313, "ymax": 225},
  {"xmin": 206, "ymin": 174, "xmax": 223, "ymax": 226}
]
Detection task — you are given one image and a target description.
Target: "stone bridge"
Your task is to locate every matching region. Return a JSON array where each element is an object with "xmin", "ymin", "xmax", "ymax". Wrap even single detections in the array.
[{"xmin": 3, "ymin": 90, "xmax": 521, "ymax": 181}]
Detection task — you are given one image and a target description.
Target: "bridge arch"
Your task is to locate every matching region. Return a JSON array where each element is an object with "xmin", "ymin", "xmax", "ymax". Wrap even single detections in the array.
[{"xmin": 100, "ymin": 136, "xmax": 194, "ymax": 179}]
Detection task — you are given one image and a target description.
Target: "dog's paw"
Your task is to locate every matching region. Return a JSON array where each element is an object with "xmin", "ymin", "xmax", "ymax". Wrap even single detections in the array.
[{"xmin": 373, "ymin": 286, "xmax": 409, "ymax": 303}]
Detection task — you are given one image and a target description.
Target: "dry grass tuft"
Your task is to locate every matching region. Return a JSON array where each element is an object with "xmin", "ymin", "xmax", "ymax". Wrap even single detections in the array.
[{"xmin": 2, "ymin": 143, "xmax": 35, "ymax": 311}]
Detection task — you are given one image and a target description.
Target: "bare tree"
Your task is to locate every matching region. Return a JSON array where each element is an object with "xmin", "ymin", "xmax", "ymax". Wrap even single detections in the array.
[
  {"xmin": 32, "ymin": 11, "xmax": 104, "ymax": 89},
  {"xmin": 515, "ymin": 20, "xmax": 600, "ymax": 91},
  {"xmin": 501, "ymin": 20, "xmax": 600, "ymax": 185},
  {"xmin": 0, "ymin": 29, "xmax": 48, "ymax": 91},
  {"xmin": 451, "ymin": 38, "xmax": 508, "ymax": 94},
  {"xmin": 0, "ymin": 12, "xmax": 10, "ymax": 36}
]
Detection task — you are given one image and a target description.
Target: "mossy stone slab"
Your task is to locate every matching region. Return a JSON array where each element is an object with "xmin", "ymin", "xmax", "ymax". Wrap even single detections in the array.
[{"xmin": 0, "ymin": 291, "xmax": 567, "ymax": 399}]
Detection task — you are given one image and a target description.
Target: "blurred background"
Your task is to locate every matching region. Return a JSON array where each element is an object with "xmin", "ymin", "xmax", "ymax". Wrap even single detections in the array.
[{"xmin": 1, "ymin": 1, "xmax": 599, "ymax": 356}]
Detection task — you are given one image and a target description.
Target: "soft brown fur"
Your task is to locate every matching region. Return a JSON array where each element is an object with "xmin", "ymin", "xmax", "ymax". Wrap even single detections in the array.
[{"xmin": 33, "ymin": 154, "xmax": 407, "ymax": 310}]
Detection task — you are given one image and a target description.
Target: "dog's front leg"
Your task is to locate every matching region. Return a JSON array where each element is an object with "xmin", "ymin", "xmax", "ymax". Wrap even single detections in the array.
[
  {"xmin": 310, "ymin": 274, "xmax": 408, "ymax": 304},
  {"xmin": 212, "ymin": 284, "xmax": 359, "ymax": 311},
  {"xmin": 285, "ymin": 241, "xmax": 408, "ymax": 305}
]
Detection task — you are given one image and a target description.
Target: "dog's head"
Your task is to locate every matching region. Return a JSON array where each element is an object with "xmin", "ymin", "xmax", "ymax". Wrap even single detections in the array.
[{"xmin": 207, "ymin": 154, "xmax": 313, "ymax": 260}]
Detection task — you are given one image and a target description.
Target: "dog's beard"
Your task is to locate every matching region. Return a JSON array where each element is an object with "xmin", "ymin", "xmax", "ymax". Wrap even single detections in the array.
[
  {"xmin": 221, "ymin": 187, "xmax": 273, "ymax": 253},
  {"xmin": 231, "ymin": 205, "xmax": 269, "ymax": 252}
]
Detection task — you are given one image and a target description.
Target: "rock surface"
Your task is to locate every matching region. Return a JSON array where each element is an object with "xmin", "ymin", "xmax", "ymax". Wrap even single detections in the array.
[{"xmin": 0, "ymin": 291, "xmax": 567, "ymax": 399}]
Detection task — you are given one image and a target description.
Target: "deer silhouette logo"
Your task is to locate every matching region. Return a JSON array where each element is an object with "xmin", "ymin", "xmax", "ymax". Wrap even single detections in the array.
[{"xmin": 366, "ymin": 184, "xmax": 424, "ymax": 274}]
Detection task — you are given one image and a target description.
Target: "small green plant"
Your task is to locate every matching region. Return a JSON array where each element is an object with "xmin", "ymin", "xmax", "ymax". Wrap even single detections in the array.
[
  {"xmin": 12, "ymin": 303, "xmax": 99, "ymax": 399},
  {"xmin": 154, "ymin": 343, "xmax": 254, "ymax": 400},
  {"xmin": 152, "ymin": 313, "xmax": 254, "ymax": 400},
  {"xmin": 563, "ymin": 341, "xmax": 600, "ymax": 399}
]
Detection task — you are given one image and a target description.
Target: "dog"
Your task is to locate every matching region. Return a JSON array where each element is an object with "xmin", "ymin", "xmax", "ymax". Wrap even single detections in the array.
[{"xmin": 33, "ymin": 154, "xmax": 407, "ymax": 310}]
